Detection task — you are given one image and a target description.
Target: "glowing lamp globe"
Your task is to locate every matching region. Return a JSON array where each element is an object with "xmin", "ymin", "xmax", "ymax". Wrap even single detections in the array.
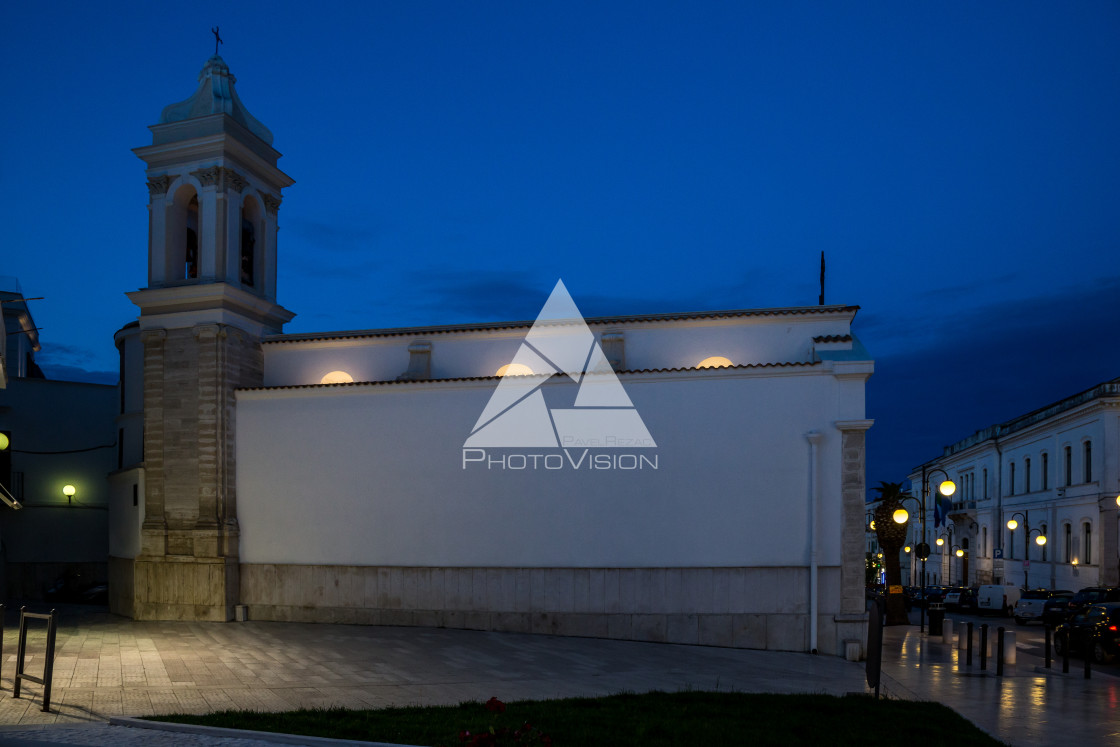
[
  {"xmin": 955, "ymin": 549, "xmax": 964, "ymax": 557},
  {"xmin": 893, "ymin": 508, "xmax": 908, "ymax": 524},
  {"xmin": 904, "ymin": 546, "xmax": 911, "ymax": 553},
  {"xmin": 939, "ymin": 480, "xmax": 956, "ymax": 497},
  {"xmin": 936, "ymin": 538, "xmax": 944, "ymax": 546},
  {"xmin": 62, "ymin": 485, "xmax": 76, "ymax": 497},
  {"xmin": 1036, "ymin": 535, "xmax": 1047, "ymax": 546},
  {"xmin": 1006, "ymin": 519, "xmax": 1018, "ymax": 531},
  {"xmin": 869, "ymin": 520, "xmax": 876, "ymax": 531},
  {"xmin": 0, "ymin": 433, "xmax": 8, "ymax": 450}
]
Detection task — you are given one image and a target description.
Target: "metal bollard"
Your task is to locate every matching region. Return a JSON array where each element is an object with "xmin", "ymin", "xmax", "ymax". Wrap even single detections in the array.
[
  {"xmin": 997, "ymin": 627, "xmax": 1004, "ymax": 676},
  {"xmin": 966, "ymin": 622, "xmax": 973, "ymax": 666},
  {"xmin": 1084, "ymin": 630, "xmax": 1092, "ymax": 679},
  {"xmin": 1045, "ymin": 626, "xmax": 1052, "ymax": 669},
  {"xmin": 943, "ymin": 617, "xmax": 954, "ymax": 646},
  {"xmin": 1063, "ymin": 630, "xmax": 1070, "ymax": 673},
  {"xmin": 980, "ymin": 624, "xmax": 988, "ymax": 670}
]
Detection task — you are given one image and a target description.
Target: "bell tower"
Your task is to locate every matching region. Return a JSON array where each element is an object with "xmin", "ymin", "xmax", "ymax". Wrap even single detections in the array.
[{"xmin": 127, "ymin": 54, "xmax": 295, "ymax": 621}]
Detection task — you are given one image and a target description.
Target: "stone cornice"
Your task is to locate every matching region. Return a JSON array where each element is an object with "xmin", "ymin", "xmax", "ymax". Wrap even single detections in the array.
[{"xmin": 835, "ymin": 419, "xmax": 874, "ymax": 432}]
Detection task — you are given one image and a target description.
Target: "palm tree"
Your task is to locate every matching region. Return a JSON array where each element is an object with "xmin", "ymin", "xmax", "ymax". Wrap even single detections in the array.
[{"xmin": 872, "ymin": 481, "xmax": 911, "ymax": 625}]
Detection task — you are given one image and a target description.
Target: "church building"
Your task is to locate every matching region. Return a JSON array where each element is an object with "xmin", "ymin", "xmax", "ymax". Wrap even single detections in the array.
[{"xmin": 110, "ymin": 54, "xmax": 875, "ymax": 658}]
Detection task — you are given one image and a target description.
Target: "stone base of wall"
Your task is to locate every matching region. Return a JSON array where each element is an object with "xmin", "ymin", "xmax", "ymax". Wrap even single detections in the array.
[
  {"xmin": 241, "ymin": 564, "xmax": 849, "ymax": 654},
  {"xmin": 133, "ymin": 555, "xmax": 238, "ymax": 621}
]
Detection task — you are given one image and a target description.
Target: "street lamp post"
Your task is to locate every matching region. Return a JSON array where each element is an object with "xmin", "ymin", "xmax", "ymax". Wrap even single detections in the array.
[
  {"xmin": 1006, "ymin": 511, "xmax": 1047, "ymax": 589},
  {"xmin": 891, "ymin": 468, "xmax": 957, "ymax": 634}
]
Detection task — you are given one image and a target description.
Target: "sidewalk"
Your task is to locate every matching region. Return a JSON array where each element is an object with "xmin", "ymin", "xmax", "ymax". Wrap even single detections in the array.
[
  {"xmin": 0, "ymin": 606, "xmax": 1115, "ymax": 745},
  {"xmin": 0, "ymin": 606, "xmax": 865, "ymax": 744},
  {"xmin": 878, "ymin": 619, "xmax": 1120, "ymax": 746}
]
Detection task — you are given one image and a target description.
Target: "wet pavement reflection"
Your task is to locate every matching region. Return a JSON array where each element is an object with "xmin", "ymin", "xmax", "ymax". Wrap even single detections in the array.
[{"xmin": 881, "ymin": 613, "xmax": 1120, "ymax": 746}]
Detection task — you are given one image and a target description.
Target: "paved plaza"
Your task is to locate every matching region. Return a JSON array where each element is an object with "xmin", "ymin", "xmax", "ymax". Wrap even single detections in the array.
[{"xmin": 0, "ymin": 605, "xmax": 1115, "ymax": 745}]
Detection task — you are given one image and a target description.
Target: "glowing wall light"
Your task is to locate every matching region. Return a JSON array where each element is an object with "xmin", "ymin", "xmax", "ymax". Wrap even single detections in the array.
[
  {"xmin": 496, "ymin": 363, "xmax": 534, "ymax": 377},
  {"xmin": 697, "ymin": 356, "xmax": 733, "ymax": 369},
  {"xmin": 320, "ymin": 370, "xmax": 354, "ymax": 384}
]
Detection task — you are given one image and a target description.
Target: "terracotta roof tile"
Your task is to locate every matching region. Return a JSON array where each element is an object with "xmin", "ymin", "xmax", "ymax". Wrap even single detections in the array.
[{"xmin": 239, "ymin": 360, "xmax": 822, "ymax": 392}]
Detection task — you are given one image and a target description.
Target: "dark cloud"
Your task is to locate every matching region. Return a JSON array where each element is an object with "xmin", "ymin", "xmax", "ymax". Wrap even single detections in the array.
[
  {"xmin": 36, "ymin": 364, "xmax": 117, "ymax": 385},
  {"xmin": 36, "ymin": 343, "xmax": 101, "ymax": 366},
  {"xmin": 286, "ymin": 218, "xmax": 383, "ymax": 253},
  {"xmin": 395, "ymin": 270, "xmax": 788, "ymax": 325},
  {"xmin": 866, "ymin": 277, "xmax": 1120, "ymax": 490}
]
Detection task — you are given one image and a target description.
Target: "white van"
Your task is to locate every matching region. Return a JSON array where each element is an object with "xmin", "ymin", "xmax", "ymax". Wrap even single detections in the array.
[{"xmin": 977, "ymin": 585, "xmax": 1021, "ymax": 617}]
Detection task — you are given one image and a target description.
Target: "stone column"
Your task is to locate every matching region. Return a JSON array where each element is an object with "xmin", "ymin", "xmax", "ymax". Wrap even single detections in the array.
[{"xmin": 834, "ymin": 419, "xmax": 874, "ymax": 658}]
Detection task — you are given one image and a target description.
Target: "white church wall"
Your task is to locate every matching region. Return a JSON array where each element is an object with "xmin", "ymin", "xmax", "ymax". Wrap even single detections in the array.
[
  {"xmin": 236, "ymin": 364, "xmax": 862, "ymax": 653},
  {"xmin": 261, "ymin": 314, "xmax": 856, "ymax": 388},
  {"xmin": 237, "ymin": 368, "xmax": 844, "ymax": 568}
]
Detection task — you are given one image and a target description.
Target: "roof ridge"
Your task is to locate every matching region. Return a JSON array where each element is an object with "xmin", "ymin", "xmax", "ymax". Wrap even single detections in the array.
[{"xmin": 264, "ymin": 305, "xmax": 860, "ymax": 345}]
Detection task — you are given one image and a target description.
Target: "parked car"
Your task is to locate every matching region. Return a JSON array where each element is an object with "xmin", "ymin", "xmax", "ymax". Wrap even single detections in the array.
[
  {"xmin": 977, "ymin": 585, "xmax": 1022, "ymax": 617},
  {"xmin": 1053, "ymin": 602, "xmax": 1120, "ymax": 663},
  {"xmin": 943, "ymin": 587, "xmax": 971, "ymax": 610},
  {"xmin": 923, "ymin": 586, "xmax": 949, "ymax": 608},
  {"xmin": 1065, "ymin": 588, "xmax": 1120, "ymax": 618},
  {"xmin": 1042, "ymin": 593, "xmax": 1077, "ymax": 627},
  {"xmin": 957, "ymin": 587, "xmax": 979, "ymax": 613},
  {"xmin": 1014, "ymin": 589, "xmax": 1073, "ymax": 626}
]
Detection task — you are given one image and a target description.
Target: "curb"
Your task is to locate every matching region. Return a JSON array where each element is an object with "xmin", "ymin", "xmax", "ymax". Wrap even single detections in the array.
[{"xmin": 109, "ymin": 716, "xmax": 424, "ymax": 747}]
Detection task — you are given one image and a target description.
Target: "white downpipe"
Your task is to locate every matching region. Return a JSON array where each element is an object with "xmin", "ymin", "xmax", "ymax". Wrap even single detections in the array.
[{"xmin": 806, "ymin": 431, "xmax": 823, "ymax": 654}]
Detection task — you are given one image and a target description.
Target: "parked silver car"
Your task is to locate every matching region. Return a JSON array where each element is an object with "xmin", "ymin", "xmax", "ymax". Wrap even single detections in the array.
[{"xmin": 1014, "ymin": 589, "xmax": 1073, "ymax": 626}]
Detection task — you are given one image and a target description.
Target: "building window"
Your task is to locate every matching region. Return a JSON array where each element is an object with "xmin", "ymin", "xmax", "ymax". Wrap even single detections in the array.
[
  {"xmin": 1065, "ymin": 446, "xmax": 1072, "ymax": 487},
  {"xmin": 186, "ymin": 194, "xmax": 199, "ymax": 279},
  {"xmin": 1065, "ymin": 524, "xmax": 1072, "ymax": 563},
  {"xmin": 1042, "ymin": 452, "xmax": 1049, "ymax": 490},
  {"xmin": 983, "ymin": 526, "xmax": 988, "ymax": 557},
  {"xmin": 1024, "ymin": 458, "xmax": 1031, "ymax": 493},
  {"xmin": 983, "ymin": 468, "xmax": 988, "ymax": 499},
  {"xmin": 1009, "ymin": 462, "xmax": 1016, "ymax": 495},
  {"xmin": 1084, "ymin": 441, "xmax": 1092, "ymax": 483},
  {"xmin": 1040, "ymin": 523, "xmax": 1047, "ymax": 561},
  {"xmin": 1084, "ymin": 522, "xmax": 1093, "ymax": 565}
]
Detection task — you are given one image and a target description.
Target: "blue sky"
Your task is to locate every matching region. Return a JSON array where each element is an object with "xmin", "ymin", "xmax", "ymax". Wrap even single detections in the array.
[{"xmin": 2, "ymin": 1, "xmax": 1118, "ymax": 489}]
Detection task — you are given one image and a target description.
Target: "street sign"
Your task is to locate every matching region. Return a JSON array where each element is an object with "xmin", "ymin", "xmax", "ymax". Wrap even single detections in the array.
[
  {"xmin": 993, "ymin": 559, "xmax": 1004, "ymax": 574},
  {"xmin": 994, "ymin": 548, "xmax": 1004, "ymax": 559}
]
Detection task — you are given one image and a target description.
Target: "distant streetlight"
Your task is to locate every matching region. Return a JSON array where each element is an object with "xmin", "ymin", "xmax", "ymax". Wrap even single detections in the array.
[{"xmin": 62, "ymin": 485, "xmax": 76, "ymax": 505}]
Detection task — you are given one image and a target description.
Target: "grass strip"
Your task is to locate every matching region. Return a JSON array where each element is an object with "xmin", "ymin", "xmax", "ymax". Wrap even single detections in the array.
[{"xmin": 146, "ymin": 690, "xmax": 1005, "ymax": 746}]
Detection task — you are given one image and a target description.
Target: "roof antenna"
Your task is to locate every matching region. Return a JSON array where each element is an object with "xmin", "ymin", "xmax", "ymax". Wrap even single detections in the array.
[
  {"xmin": 818, "ymin": 251, "xmax": 825, "ymax": 306},
  {"xmin": 212, "ymin": 26, "xmax": 223, "ymax": 57}
]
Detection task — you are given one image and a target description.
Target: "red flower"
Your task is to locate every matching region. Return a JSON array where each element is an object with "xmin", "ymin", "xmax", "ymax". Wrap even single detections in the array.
[{"xmin": 485, "ymin": 696, "xmax": 506, "ymax": 713}]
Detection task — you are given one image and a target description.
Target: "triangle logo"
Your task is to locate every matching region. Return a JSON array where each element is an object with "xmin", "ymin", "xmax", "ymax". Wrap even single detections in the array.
[{"xmin": 465, "ymin": 280, "xmax": 656, "ymax": 448}]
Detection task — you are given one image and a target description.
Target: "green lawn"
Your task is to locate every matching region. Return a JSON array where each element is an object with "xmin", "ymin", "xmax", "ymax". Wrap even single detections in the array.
[{"xmin": 147, "ymin": 690, "xmax": 1005, "ymax": 746}]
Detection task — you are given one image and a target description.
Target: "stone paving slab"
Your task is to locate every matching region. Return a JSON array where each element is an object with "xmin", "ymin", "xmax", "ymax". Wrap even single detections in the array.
[{"xmin": 0, "ymin": 606, "xmax": 866, "ymax": 740}]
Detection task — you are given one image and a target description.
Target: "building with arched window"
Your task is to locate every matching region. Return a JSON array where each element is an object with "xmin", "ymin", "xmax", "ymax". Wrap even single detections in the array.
[{"xmin": 108, "ymin": 54, "xmax": 875, "ymax": 658}]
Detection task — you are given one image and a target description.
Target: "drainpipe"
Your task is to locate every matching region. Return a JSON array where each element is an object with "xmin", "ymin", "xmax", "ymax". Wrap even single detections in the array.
[{"xmin": 806, "ymin": 431, "xmax": 823, "ymax": 654}]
